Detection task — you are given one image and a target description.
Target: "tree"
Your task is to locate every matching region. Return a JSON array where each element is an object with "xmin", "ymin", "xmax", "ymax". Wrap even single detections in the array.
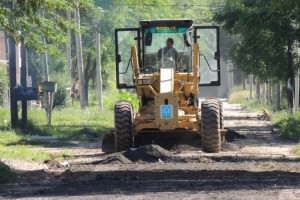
[
  {"xmin": 74, "ymin": 0, "xmax": 86, "ymax": 109},
  {"xmin": 215, "ymin": 0, "xmax": 300, "ymax": 78},
  {"xmin": 214, "ymin": 0, "xmax": 300, "ymax": 110}
]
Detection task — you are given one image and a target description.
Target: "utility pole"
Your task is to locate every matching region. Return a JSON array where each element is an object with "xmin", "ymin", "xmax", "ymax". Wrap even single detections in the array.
[
  {"xmin": 21, "ymin": 46, "xmax": 27, "ymax": 127},
  {"xmin": 41, "ymin": 9, "xmax": 52, "ymax": 125},
  {"xmin": 95, "ymin": 19, "xmax": 103, "ymax": 109},
  {"xmin": 74, "ymin": 0, "xmax": 86, "ymax": 109},
  {"xmin": 42, "ymin": 36, "xmax": 51, "ymax": 125},
  {"xmin": 8, "ymin": 1, "xmax": 18, "ymax": 127},
  {"xmin": 66, "ymin": 10, "xmax": 72, "ymax": 83},
  {"xmin": 8, "ymin": 37, "xmax": 18, "ymax": 127}
]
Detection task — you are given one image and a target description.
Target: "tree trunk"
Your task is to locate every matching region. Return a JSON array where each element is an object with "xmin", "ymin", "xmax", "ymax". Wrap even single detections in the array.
[
  {"xmin": 255, "ymin": 78, "xmax": 260, "ymax": 101},
  {"xmin": 249, "ymin": 74, "xmax": 253, "ymax": 99},
  {"xmin": 267, "ymin": 80, "xmax": 271, "ymax": 104},
  {"xmin": 276, "ymin": 79, "xmax": 281, "ymax": 111},
  {"xmin": 74, "ymin": 0, "xmax": 86, "ymax": 109},
  {"xmin": 95, "ymin": 20, "xmax": 103, "ymax": 109},
  {"xmin": 295, "ymin": 69, "xmax": 299, "ymax": 111},
  {"xmin": 85, "ymin": 78, "xmax": 89, "ymax": 105},
  {"xmin": 242, "ymin": 72, "xmax": 246, "ymax": 90},
  {"xmin": 287, "ymin": 38, "xmax": 294, "ymax": 115},
  {"xmin": 261, "ymin": 82, "xmax": 266, "ymax": 103},
  {"xmin": 66, "ymin": 10, "xmax": 72, "ymax": 83},
  {"xmin": 84, "ymin": 51, "xmax": 92, "ymax": 105}
]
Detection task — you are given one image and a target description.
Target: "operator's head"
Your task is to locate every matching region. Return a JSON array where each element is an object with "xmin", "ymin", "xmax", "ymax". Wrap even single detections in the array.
[{"xmin": 166, "ymin": 38, "xmax": 174, "ymax": 48}]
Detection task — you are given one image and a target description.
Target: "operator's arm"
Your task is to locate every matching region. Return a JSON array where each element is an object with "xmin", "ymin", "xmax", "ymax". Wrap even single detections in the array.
[
  {"xmin": 157, "ymin": 48, "xmax": 163, "ymax": 60},
  {"xmin": 174, "ymin": 48, "xmax": 181, "ymax": 69}
]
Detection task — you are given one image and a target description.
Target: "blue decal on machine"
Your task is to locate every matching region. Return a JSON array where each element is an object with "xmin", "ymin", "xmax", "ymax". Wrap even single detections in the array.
[{"xmin": 160, "ymin": 105, "xmax": 173, "ymax": 119}]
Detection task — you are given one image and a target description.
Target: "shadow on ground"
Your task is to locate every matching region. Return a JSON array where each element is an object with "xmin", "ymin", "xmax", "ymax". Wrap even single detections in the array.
[{"xmin": 1, "ymin": 168, "xmax": 299, "ymax": 198}]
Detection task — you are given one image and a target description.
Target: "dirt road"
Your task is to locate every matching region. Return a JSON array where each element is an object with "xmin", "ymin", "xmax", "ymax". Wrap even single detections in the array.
[{"xmin": 1, "ymin": 101, "xmax": 300, "ymax": 200}]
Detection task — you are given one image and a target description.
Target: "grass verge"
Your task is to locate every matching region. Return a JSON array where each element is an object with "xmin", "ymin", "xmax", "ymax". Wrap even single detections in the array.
[
  {"xmin": 296, "ymin": 146, "xmax": 300, "ymax": 155},
  {"xmin": 0, "ymin": 86, "xmax": 138, "ymax": 161},
  {"xmin": 25, "ymin": 107, "xmax": 114, "ymax": 140},
  {"xmin": 229, "ymin": 89, "xmax": 300, "ymax": 155},
  {"xmin": 0, "ymin": 97, "xmax": 115, "ymax": 161},
  {"xmin": 228, "ymin": 89, "xmax": 275, "ymax": 112},
  {"xmin": 0, "ymin": 131, "xmax": 71, "ymax": 162}
]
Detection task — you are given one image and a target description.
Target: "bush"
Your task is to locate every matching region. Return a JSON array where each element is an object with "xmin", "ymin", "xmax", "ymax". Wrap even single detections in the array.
[
  {"xmin": 53, "ymin": 83, "xmax": 68, "ymax": 109},
  {"xmin": 277, "ymin": 112, "xmax": 300, "ymax": 141},
  {"xmin": 103, "ymin": 88, "xmax": 139, "ymax": 111},
  {"xmin": 0, "ymin": 107, "xmax": 9, "ymax": 129},
  {"xmin": 0, "ymin": 64, "xmax": 9, "ymax": 106},
  {"xmin": 52, "ymin": 73, "xmax": 70, "ymax": 109}
]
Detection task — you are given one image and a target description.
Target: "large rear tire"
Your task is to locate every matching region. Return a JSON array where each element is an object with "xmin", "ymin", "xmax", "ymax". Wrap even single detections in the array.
[
  {"xmin": 114, "ymin": 101, "xmax": 134, "ymax": 152},
  {"xmin": 218, "ymin": 100, "xmax": 225, "ymax": 142},
  {"xmin": 201, "ymin": 99, "xmax": 221, "ymax": 153}
]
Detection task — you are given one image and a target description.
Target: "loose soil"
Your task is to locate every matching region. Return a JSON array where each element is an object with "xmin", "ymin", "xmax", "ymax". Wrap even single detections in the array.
[{"xmin": 1, "ymin": 101, "xmax": 300, "ymax": 200}]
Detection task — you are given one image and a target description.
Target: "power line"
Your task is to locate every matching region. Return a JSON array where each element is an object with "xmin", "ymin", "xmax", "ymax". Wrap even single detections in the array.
[{"xmin": 113, "ymin": 3, "xmax": 224, "ymax": 8}]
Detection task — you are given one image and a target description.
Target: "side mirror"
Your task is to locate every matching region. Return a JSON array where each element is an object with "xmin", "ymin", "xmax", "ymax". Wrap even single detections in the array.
[
  {"xmin": 145, "ymin": 32, "xmax": 152, "ymax": 46},
  {"xmin": 183, "ymin": 33, "xmax": 192, "ymax": 47},
  {"xmin": 214, "ymin": 51, "xmax": 220, "ymax": 60},
  {"xmin": 116, "ymin": 54, "xmax": 122, "ymax": 63}
]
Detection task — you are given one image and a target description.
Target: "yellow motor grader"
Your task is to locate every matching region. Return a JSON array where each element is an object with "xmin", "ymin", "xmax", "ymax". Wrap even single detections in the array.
[{"xmin": 113, "ymin": 19, "xmax": 225, "ymax": 153}]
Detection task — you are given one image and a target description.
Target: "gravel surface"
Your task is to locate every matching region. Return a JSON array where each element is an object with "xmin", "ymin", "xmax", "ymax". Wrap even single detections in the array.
[{"xmin": 1, "ymin": 101, "xmax": 300, "ymax": 200}]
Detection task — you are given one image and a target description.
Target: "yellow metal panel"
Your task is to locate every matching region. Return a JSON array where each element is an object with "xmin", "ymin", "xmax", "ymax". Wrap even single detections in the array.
[
  {"xmin": 178, "ymin": 121, "xmax": 199, "ymax": 130},
  {"xmin": 134, "ymin": 122, "xmax": 156, "ymax": 133},
  {"xmin": 131, "ymin": 45, "xmax": 139, "ymax": 78},
  {"xmin": 155, "ymin": 93, "xmax": 179, "ymax": 130},
  {"xmin": 193, "ymin": 43, "xmax": 199, "ymax": 95}
]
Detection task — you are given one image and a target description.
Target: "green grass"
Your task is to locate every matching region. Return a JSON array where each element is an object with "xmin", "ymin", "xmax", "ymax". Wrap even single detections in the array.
[
  {"xmin": 228, "ymin": 89, "xmax": 274, "ymax": 112},
  {"xmin": 0, "ymin": 86, "xmax": 140, "ymax": 162},
  {"xmin": 0, "ymin": 131, "xmax": 72, "ymax": 162},
  {"xmin": 0, "ymin": 105, "xmax": 114, "ymax": 162},
  {"xmin": 25, "ymin": 107, "xmax": 114, "ymax": 140},
  {"xmin": 296, "ymin": 145, "xmax": 300, "ymax": 155},
  {"xmin": 102, "ymin": 89, "xmax": 139, "ymax": 111},
  {"xmin": 229, "ymin": 89, "xmax": 300, "ymax": 148}
]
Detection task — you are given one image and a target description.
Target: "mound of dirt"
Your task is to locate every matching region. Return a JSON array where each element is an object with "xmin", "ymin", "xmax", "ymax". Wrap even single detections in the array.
[
  {"xmin": 225, "ymin": 129, "xmax": 246, "ymax": 142},
  {"xmin": 96, "ymin": 154, "xmax": 132, "ymax": 164},
  {"xmin": 122, "ymin": 145, "xmax": 173, "ymax": 162},
  {"xmin": 170, "ymin": 144, "xmax": 200, "ymax": 152}
]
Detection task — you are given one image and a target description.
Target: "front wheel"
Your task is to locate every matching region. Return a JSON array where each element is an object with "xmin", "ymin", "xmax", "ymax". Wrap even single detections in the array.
[
  {"xmin": 114, "ymin": 101, "xmax": 134, "ymax": 152},
  {"xmin": 201, "ymin": 99, "xmax": 221, "ymax": 153}
]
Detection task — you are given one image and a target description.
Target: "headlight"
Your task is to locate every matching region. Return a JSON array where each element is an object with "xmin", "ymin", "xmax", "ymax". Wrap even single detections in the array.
[{"xmin": 142, "ymin": 79, "xmax": 151, "ymax": 85}]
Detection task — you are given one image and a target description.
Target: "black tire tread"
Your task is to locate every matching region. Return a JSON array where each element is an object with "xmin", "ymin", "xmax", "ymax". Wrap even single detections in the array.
[
  {"xmin": 114, "ymin": 101, "xmax": 134, "ymax": 151},
  {"xmin": 201, "ymin": 99, "xmax": 221, "ymax": 153},
  {"xmin": 218, "ymin": 100, "xmax": 225, "ymax": 142}
]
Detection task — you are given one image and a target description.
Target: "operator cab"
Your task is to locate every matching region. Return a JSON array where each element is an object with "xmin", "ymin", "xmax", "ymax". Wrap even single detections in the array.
[{"xmin": 115, "ymin": 19, "xmax": 220, "ymax": 89}]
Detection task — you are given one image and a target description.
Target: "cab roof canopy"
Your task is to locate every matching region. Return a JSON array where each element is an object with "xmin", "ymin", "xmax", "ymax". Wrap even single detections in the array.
[{"xmin": 139, "ymin": 19, "xmax": 193, "ymax": 29}]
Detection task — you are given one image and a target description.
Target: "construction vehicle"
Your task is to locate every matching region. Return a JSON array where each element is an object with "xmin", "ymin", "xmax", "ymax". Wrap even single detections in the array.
[{"xmin": 112, "ymin": 19, "xmax": 225, "ymax": 153}]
